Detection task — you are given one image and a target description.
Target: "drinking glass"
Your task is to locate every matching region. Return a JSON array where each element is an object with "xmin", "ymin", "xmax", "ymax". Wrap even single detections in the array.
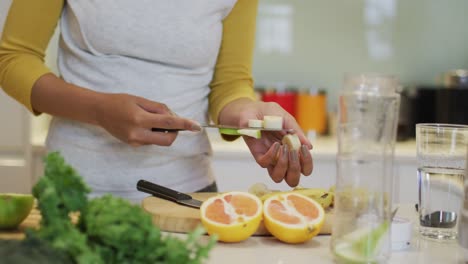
[
  {"xmin": 459, "ymin": 145, "xmax": 468, "ymax": 248},
  {"xmin": 416, "ymin": 123, "xmax": 468, "ymax": 240}
]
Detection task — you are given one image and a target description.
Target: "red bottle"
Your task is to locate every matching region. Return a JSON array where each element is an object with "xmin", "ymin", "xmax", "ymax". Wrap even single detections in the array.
[{"xmin": 261, "ymin": 87, "xmax": 297, "ymax": 118}]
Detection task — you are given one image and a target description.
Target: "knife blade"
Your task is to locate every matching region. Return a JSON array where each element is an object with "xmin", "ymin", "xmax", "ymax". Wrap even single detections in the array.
[
  {"xmin": 151, "ymin": 124, "xmax": 294, "ymax": 133},
  {"xmin": 136, "ymin": 179, "xmax": 203, "ymax": 209}
]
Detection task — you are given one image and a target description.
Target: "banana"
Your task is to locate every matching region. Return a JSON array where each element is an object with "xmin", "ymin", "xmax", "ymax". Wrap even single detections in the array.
[
  {"xmin": 248, "ymin": 183, "xmax": 271, "ymax": 197},
  {"xmin": 290, "ymin": 188, "xmax": 328, "ymax": 199},
  {"xmin": 293, "ymin": 185, "xmax": 306, "ymax": 190},
  {"xmin": 259, "ymin": 191, "xmax": 283, "ymax": 202},
  {"xmin": 312, "ymin": 192, "xmax": 334, "ymax": 209},
  {"xmin": 249, "ymin": 184, "xmax": 335, "ymax": 210},
  {"xmin": 282, "ymin": 134, "xmax": 301, "ymax": 151},
  {"xmin": 334, "ymin": 187, "xmax": 389, "ymax": 214}
]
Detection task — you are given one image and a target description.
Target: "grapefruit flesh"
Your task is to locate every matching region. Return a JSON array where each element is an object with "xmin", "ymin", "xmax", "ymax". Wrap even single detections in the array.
[
  {"xmin": 263, "ymin": 193, "xmax": 325, "ymax": 244},
  {"xmin": 200, "ymin": 192, "xmax": 262, "ymax": 243}
]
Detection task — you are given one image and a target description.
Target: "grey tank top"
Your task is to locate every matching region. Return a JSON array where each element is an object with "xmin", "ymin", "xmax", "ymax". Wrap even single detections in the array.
[{"xmin": 46, "ymin": 0, "xmax": 237, "ymax": 202}]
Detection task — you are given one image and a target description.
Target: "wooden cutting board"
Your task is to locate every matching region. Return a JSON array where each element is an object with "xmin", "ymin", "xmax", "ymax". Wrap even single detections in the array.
[{"xmin": 142, "ymin": 193, "xmax": 333, "ymax": 236}]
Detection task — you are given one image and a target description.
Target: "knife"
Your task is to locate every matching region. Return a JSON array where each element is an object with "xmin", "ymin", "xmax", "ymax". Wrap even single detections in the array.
[
  {"xmin": 136, "ymin": 179, "xmax": 203, "ymax": 209},
  {"xmin": 151, "ymin": 124, "xmax": 294, "ymax": 133}
]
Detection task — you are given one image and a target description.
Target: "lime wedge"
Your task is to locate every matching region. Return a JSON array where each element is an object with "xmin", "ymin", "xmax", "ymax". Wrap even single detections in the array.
[
  {"xmin": 0, "ymin": 193, "xmax": 34, "ymax": 229},
  {"xmin": 333, "ymin": 221, "xmax": 389, "ymax": 264}
]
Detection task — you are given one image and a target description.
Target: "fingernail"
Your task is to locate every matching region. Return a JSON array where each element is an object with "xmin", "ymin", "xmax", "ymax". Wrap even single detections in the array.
[
  {"xmin": 273, "ymin": 142, "xmax": 281, "ymax": 155},
  {"xmin": 283, "ymin": 145, "xmax": 289, "ymax": 158},
  {"xmin": 291, "ymin": 150, "xmax": 298, "ymax": 162},
  {"xmin": 301, "ymin": 145, "xmax": 310, "ymax": 156},
  {"xmin": 191, "ymin": 122, "xmax": 202, "ymax": 132}
]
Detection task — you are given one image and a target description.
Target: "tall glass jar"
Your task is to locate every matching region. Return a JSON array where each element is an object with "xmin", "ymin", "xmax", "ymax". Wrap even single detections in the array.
[{"xmin": 330, "ymin": 73, "xmax": 400, "ymax": 263}]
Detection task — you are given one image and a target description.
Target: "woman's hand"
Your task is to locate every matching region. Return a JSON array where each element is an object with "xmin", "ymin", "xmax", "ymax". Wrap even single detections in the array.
[
  {"xmin": 95, "ymin": 93, "xmax": 201, "ymax": 147},
  {"xmin": 218, "ymin": 98, "xmax": 313, "ymax": 187},
  {"xmin": 31, "ymin": 74, "xmax": 201, "ymax": 147}
]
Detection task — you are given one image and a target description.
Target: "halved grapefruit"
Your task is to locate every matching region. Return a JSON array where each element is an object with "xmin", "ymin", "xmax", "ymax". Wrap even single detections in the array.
[
  {"xmin": 200, "ymin": 191, "xmax": 262, "ymax": 243},
  {"xmin": 263, "ymin": 192, "xmax": 325, "ymax": 244}
]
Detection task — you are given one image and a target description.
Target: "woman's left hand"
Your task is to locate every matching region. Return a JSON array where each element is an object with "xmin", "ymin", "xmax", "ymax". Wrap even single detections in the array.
[{"xmin": 218, "ymin": 98, "xmax": 313, "ymax": 187}]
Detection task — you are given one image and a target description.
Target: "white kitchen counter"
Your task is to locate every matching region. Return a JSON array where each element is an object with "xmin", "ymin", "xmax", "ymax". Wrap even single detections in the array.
[
  {"xmin": 204, "ymin": 131, "xmax": 418, "ymax": 203},
  {"xmin": 178, "ymin": 204, "xmax": 467, "ymax": 264},
  {"xmin": 30, "ymin": 126, "xmax": 417, "ymax": 161},
  {"xmin": 30, "ymin": 128, "xmax": 419, "ymax": 203},
  {"xmin": 206, "ymin": 130, "xmax": 416, "ymax": 161}
]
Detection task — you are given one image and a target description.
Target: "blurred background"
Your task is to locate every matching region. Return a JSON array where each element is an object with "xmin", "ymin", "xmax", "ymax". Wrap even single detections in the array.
[
  {"xmin": 2, "ymin": 0, "xmax": 468, "ymax": 141},
  {"xmin": 1, "ymin": 0, "xmax": 468, "ymax": 195},
  {"xmin": 253, "ymin": 0, "xmax": 468, "ymax": 139},
  {"xmin": 255, "ymin": 0, "xmax": 468, "ymax": 97}
]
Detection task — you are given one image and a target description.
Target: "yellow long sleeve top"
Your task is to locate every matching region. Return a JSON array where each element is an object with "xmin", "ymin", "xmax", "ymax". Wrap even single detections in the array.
[{"xmin": 0, "ymin": 0, "xmax": 257, "ymax": 124}]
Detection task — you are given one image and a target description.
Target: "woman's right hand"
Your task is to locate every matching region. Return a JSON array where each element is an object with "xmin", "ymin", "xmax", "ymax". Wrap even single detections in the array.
[
  {"xmin": 31, "ymin": 74, "xmax": 199, "ymax": 147},
  {"xmin": 95, "ymin": 93, "xmax": 201, "ymax": 147}
]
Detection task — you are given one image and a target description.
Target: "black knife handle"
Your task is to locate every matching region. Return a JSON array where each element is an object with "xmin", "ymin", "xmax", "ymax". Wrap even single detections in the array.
[{"xmin": 136, "ymin": 180, "xmax": 192, "ymax": 201}]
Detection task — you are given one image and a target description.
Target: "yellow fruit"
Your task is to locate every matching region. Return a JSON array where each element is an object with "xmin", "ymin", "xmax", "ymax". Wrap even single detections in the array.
[
  {"xmin": 313, "ymin": 191, "xmax": 334, "ymax": 209},
  {"xmin": 248, "ymin": 182, "xmax": 271, "ymax": 197},
  {"xmin": 0, "ymin": 193, "xmax": 34, "ymax": 229},
  {"xmin": 292, "ymin": 188, "xmax": 328, "ymax": 198},
  {"xmin": 263, "ymin": 193, "xmax": 325, "ymax": 244},
  {"xmin": 200, "ymin": 191, "xmax": 262, "ymax": 243},
  {"xmin": 259, "ymin": 188, "xmax": 333, "ymax": 209}
]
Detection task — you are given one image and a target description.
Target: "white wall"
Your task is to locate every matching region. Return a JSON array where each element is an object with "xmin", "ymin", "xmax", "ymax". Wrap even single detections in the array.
[
  {"xmin": 0, "ymin": 0, "xmax": 33, "ymax": 193},
  {"xmin": 0, "ymin": 0, "xmax": 24, "ymax": 152},
  {"xmin": 254, "ymin": 0, "xmax": 468, "ymax": 111},
  {"xmin": 0, "ymin": 0, "xmax": 11, "ymax": 28},
  {"xmin": 1, "ymin": 0, "xmax": 58, "ymax": 150}
]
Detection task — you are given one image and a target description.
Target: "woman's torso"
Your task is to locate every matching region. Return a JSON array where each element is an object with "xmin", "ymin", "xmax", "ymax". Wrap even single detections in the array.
[{"xmin": 47, "ymin": 0, "xmax": 237, "ymax": 200}]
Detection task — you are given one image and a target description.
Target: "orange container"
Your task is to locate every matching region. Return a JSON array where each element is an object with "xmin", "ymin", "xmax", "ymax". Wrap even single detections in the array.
[{"xmin": 295, "ymin": 92, "xmax": 327, "ymax": 134}]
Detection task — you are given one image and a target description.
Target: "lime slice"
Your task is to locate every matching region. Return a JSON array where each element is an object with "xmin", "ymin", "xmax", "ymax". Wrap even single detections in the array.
[
  {"xmin": 0, "ymin": 193, "xmax": 34, "ymax": 229},
  {"xmin": 218, "ymin": 128, "xmax": 241, "ymax": 136},
  {"xmin": 219, "ymin": 128, "xmax": 261, "ymax": 139},
  {"xmin": 333, "ymin": 221, "xmax": 389, "ymax": 264},
  {"xmin": 237, "ymin": 129, "xmax": 261, "ymax": 139}
]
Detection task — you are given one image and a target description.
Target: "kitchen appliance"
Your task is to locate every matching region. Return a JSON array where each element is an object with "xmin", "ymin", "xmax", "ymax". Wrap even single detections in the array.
[
  {"xmin": 397, "ymin": 86, "xmax": 468, "ymax": 140},
  {"xmin": 443, "ymin": 69, "xmax": 468, "ymax": 87},
  {"xmin": 397, "ymin": 88, "xmax": 418, "ymax": 141},
  {"xmin": 414, "ymin": 87, "xmax": 468, "ymax": 124}
]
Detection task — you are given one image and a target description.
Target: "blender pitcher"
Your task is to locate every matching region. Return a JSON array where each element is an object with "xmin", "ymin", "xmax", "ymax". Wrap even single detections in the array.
[{"xmin": 330, "ymin": 73, "xmax": 400, "ymax": 263}]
